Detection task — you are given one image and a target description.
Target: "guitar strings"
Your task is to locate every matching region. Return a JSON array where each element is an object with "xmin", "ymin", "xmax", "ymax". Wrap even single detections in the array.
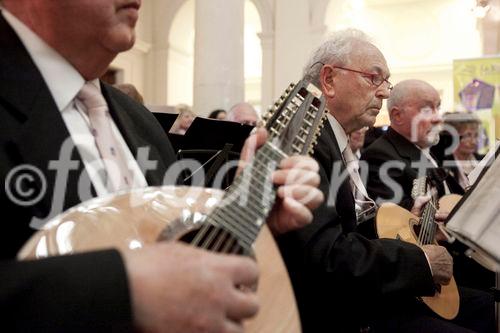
[{"xmin": 190, "ymin": 143, "xmax": 281, "ymax": 253}]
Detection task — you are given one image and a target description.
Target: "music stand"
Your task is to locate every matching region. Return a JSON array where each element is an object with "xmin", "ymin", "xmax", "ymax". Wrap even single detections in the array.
[
  {"xmin": 153, "ymin": 112, "xmax": 178, "ymax": 133},
  {"xmin": 182, "ymin": 117, "xmax": 254, "ymax": 152},
  {"xmin": 167, "ymin": 118, "xmax": 254, "ymax": 188},
  {"xmin": 445, "ymin": 143, "xmax": 500, "ymax": 330}
]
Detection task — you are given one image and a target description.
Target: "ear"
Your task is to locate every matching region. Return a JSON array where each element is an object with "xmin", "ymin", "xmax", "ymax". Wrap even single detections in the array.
[
  {"xmin": 390, "ymin": 106, "xmax": 403, "ymax": 125},
  {"xmin": 319, "ymin": 65, "xmax": 336, "ymax": 98}
]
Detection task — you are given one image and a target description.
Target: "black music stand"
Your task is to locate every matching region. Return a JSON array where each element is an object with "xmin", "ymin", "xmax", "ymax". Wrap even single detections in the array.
[
  {"xmin": 181, "ymin": 118, "xmax": 253, "ymax": 152},
  {"xmin": 167, "ymin": 118, "xmax": 254, "ymax": 188},
  {"xmin": 153, "ymin": 112, "xmax": 178, "ymax": 133}
]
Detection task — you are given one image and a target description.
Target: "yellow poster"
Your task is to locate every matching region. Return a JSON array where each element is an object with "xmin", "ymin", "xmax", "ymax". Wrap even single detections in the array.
[{"xmin": 453, "ymin": 56, "xmax": 500, "ymax": 141}]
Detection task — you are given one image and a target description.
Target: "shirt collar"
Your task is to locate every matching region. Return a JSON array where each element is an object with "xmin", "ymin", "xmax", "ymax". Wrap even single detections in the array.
[
  {"xmin": 327, "ymin": 113, "xmax": 348, "ymax": 153},
  {"xmin": 2, "ymin": 9, "xmax": 87, "ymax": 111}
]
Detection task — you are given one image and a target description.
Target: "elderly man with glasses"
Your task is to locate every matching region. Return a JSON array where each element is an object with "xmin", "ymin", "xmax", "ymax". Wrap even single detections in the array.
[{"xmin": 277, "ymin": 29, "xmax": 494, "ymax": 333}]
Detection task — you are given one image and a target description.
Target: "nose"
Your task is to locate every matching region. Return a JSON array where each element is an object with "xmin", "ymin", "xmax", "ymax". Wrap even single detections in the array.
[
  {"xmin": 432, "ymin": 111, "xmax": 443, "ymax": 124},
  {"xmin": 375, "ymin": 83, "xmax": 391, "ymax": 99}
]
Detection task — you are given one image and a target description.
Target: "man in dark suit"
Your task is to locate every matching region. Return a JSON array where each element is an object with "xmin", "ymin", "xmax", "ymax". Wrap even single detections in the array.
[
  {"xmin": 0, "ymin": 1, "xmax": 323, "ymax": 331},
  {"xmin": 277, "ymin": 30, "xmax": 494, "ymax": 332},
  {"xmin": 362, "ymin": 79, "xmax": 464, "ymax": 210},
  {"xmin": 362, "ymin": 79, "xmax": 494, "ymax": 293}
]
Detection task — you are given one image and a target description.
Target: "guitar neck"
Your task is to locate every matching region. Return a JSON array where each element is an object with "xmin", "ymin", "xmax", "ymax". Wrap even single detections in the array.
[
  {"xmin": 418, "ymin": 197, "xmax": 438, "ymax": 245},
  {"xmin": 204, "ymin": 142, "xmax": 286, "ymax": 251}
]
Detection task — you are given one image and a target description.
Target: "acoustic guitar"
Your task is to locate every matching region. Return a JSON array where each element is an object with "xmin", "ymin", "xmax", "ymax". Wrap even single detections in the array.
[
  {"xmin": 18, "ymin": 79, "xmax": 327, "ymax": 332},
  {"xmin": 376, "ymin": 176, "xmax": 462, "ymax": 320}
]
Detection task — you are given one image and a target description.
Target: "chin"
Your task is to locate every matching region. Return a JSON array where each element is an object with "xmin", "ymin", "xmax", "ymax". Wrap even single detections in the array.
[
  {"xmin": 107, "ymin": 28, "xmax": 136, "ymax": 52},
  {"xmin": 425, "ymin": 134, "xmax": 440, "ymax": 147},
  {"xmin": 359, "ymin": 117, "xmax": 376, "ymax": 129}
]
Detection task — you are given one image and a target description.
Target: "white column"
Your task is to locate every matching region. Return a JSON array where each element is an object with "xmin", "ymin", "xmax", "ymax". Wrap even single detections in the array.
[
  {"xmin": 193, "ymin": 0, "xmax": 245, "ymax": 116},
  {"xmin": 274, "ymin": 0, "xmax": 310, "ymax": 98},
  {"xmin": 258, "ymin": 32, "xmax": 275, "ymax": 112},
  {"xmin": 309, "ymin": 24, "xmax": 328, "ymax": 52},
  {"xmin": 149, "ymin": 45, "xmax": 169, "ymax": 105}
]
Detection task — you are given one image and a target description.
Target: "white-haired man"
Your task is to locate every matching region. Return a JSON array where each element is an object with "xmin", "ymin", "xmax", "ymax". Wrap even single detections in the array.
[{"xmin": 278, "ymin": 30, "xmax": 494, "ymax": 333}]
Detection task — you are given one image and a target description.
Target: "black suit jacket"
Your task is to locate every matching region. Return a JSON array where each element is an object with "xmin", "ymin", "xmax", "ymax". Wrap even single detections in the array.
[
  {"xmin": 277, "ymin": 121, "xmax": 435, "ymax": 332},
  {"xmin": 362, "ymin": 128, "xmax": 496, "ymax": 291},
  {"xmin": 362, "ymin": 127, "xmax": 464, "ymax": 210},
  {"xmin": 0, "ymin": 14, "xmax": 177, "ymax": 331}
]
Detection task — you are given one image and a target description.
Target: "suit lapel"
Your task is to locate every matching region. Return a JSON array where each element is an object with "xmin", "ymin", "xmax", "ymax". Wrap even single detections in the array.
[
  {"xmin": 385, "ymin": 127, "xmax": 422, "ymax": 162},
  {"xmin": 0, "ymin": 14, "xmax": 86, "ymax": 219},
  {"xmin": 384, "ymin": 128, "xmax": 465, "ymax": 196},
  {"xmin": 319, "ymin": 121, "xmax": 357, "ymax": 226}
]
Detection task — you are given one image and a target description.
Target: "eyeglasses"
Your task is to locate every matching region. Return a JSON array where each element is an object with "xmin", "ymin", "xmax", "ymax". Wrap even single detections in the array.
[
  {"xmin": 333, "ymin": 66, "xmax": 393, "ymax": 91},
  {"xmin": 459, "ymin": 132, "xmax": 479, "ymax": 141},
  {"xmin": 309, "ymin": 61, "xmax": 393, "ymax": 91}
]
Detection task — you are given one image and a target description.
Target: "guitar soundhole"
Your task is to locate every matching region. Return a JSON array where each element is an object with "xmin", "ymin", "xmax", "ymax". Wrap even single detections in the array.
[{"xmin": 179, "ymin": 224, "xmax": 245, "ymax": 255}]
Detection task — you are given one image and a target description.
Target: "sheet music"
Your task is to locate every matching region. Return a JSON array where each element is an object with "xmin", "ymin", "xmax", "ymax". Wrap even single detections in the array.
[
  {"xmin": 447, "ymin": 147, "xmax": 500, "ymax": 272},
  {"xmin": 468, "ymin": 140, "xmax": 500, "ymax": 186}
]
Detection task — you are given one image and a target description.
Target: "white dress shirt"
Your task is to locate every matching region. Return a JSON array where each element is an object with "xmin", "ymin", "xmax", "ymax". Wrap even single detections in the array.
[
  {"xmin": 327, "ymin": 114, "xmax": 376, "ymax": 222},
  {"xmin": 3, "ymin": 10, "xmax": 147, "ymax": 196},
  {"xmin": 421, "ymin": 147, "xmax": 450, "ymax": 194}
]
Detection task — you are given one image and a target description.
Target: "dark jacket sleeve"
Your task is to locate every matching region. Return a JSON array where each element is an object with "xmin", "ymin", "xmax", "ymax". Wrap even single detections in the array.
[
  {"xmin": 362, "ymin": 143, "xmax": 416, "ymax": 210},
  {"xmin": 278, "ymin": 159, "xmax": 435, "ymax": 330},
  {"xmin": 283, "ymin": 161, "xmax": 434, "ymax": 298},
  {"xmin": 0, "ymin": 250, "xmax": 133, "ymax": 332}
]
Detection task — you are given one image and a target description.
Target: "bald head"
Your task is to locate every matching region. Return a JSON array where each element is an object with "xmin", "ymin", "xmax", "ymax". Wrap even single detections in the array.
[
  {"xmin": 388, "ymin": 79, "xmax": 442, "ymax": 148},
  {"xmin": 388, "ymin": 80, "xmax": 438, "ymax": 112},
  {"xmin": 227, "ymin": 103, "xmax": 259, "ymax": 126}
]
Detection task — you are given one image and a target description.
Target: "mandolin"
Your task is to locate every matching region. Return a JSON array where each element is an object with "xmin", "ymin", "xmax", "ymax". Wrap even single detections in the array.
[
  {"xmin": 18, "ymin": 79, "xmax": 327, "ymax": 332},
  {"xmin": 376, "ymin": 176, "xmax": 462, "ymax": 320}
]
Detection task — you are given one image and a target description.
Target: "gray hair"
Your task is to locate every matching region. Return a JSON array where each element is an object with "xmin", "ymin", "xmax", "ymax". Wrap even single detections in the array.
[
  {"xmin": 227, "ymin": 102, "xmax": 258, "ymax": 121},
  {"xmin": 303, "ymin": 28, "xmax": 373, "ymax": 86}
]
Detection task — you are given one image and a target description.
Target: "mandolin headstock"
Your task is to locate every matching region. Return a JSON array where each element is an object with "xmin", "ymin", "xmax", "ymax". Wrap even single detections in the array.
[
  {"xmin": 261, "ymin": 79, "xmax": 327, "ymax": 156},
  {"xmin": 411, "ymin": 176, "xmax": 428, "ymax": 199}
]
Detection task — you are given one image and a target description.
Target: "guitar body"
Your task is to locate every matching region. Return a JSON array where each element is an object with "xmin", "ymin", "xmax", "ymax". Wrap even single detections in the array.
[
  {"xmin": 18, "ymin": 186, "xmax": 301, "ymax": 333},
  {"xmin": 375, "ymin": 194, "xmax": 463, "ymax": 320}
]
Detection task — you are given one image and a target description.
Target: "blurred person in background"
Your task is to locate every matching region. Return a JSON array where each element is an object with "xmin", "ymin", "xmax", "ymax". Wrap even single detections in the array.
[
  {"xmin": 348, "ymin": 127, "xmax": 367, "ymax": 158},
  {"xmin": 442, "ymin": 112, "xmax": 483, "ymax": 191},
  {"xmin": 207, "ymin": 109, "xmax": 227, "ymax": 120},
  {"xmin": 170, "ymin": 104, "xmax": 195, "ymax": 135},
  {"xmin": 114, "ymin": 83, "xmax": 144, "ymax": 104},
  {"xmin": 227, "ymin": 102, "xmax": 259, "ymax": 127}
]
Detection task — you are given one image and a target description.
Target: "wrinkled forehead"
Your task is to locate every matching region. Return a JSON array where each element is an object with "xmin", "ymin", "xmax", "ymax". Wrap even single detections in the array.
[{"xmin": 349, "ymin": 41, "xmax": 390, "ymax": 77}]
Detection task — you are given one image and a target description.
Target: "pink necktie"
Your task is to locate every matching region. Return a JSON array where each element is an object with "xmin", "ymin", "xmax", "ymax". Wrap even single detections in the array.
[
  {"xmin": 77, "ymin": 82, "xmax": 133, "ymax": 191},
  {"xmin": 343, "ymin": 145, "xmax": 377, "ymax": 222},
  {"xmin": 343, "ymin": 145, "xmax": 369, "ymax": 199}
]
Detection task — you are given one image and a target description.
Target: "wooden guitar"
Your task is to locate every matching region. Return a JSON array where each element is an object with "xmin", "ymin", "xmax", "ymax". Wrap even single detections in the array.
[
  {"xmin": 376, "ymin": 176, "xmax": 462, "ymax": 320},
  {"xmin": 18, "ymin": 79, "xmax": 327, "ymax": 332}
]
